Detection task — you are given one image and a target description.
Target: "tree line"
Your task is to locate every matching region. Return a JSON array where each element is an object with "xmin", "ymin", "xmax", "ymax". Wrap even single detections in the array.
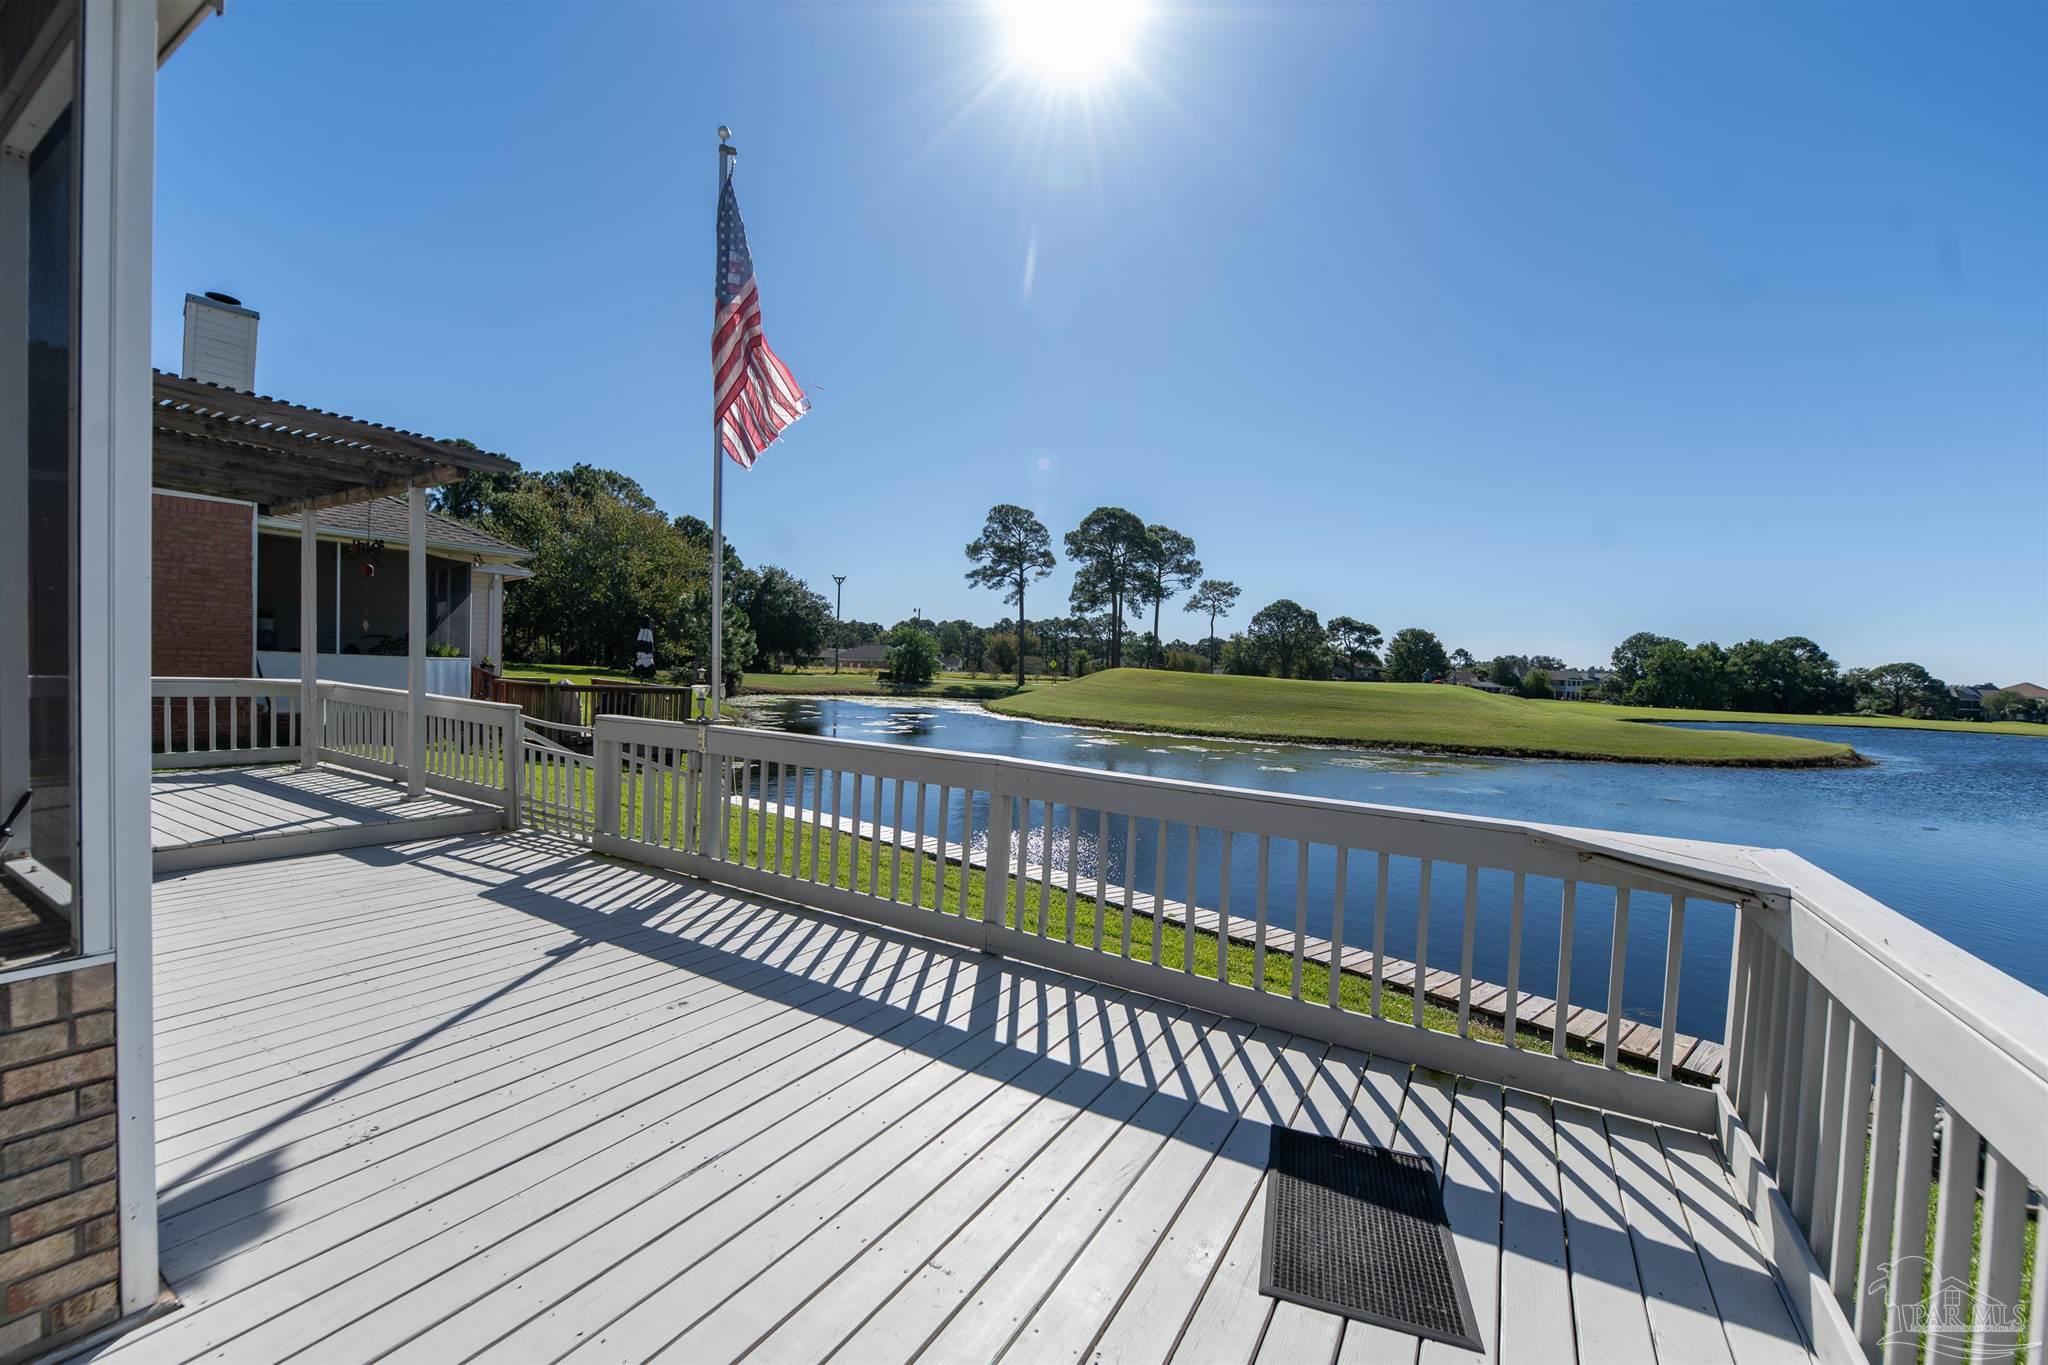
[
  {"xmin": 1604, "ymin": 632, "xmax": 2037, "ymax": 721},
  {"xmin": 437, "ymin": 465, "xmax": 839, "ymax": 691}
]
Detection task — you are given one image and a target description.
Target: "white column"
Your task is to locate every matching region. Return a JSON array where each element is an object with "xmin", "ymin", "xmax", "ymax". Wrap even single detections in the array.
[
  {"xmin": 407, "ymin": 486, "xmax": 427, "ymax": 797},
  {"xmin": 489, "ymin": 573, "xmax": 504, "ymax": 669},
  {"xmin": 89, "ymin": 0, "xmax": 180, "ymax": 1317},
  {"xmin": 299, "ymin": 507, "xmax": 317, "ymax": 768}
]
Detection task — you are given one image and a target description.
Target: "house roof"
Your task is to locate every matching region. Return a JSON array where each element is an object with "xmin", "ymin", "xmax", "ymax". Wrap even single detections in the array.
[
  {"xmin": 151, "ymin": 370, "xmax": 518, "ymax": 516},
  {"xmin": 2005, "ymin": 682, "xmax": 2048, "ymax": 700},
  {"xmin": 256, "ymin": 495, "xmax": 529, "ymax": 562}
]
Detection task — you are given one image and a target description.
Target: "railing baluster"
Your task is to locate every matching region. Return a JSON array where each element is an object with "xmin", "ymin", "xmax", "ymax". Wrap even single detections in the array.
[
  {"xmin": 1152, "ymin": 817, "xmax": 1168, "ymax": 970},
  {"xmin": 826, "ymin": 770, "xmax": 843, "ymax": 887},
  {"xmin": 1789, "ymin": 979, "xmax": 1828, "ymax": 1222},
  {"xmin": 1253, "ymin": 834, "xmax": 1270, "ymax": 993},
  {"xmin": 1925, "ymin": 1106, "xmax": 1979, "ymax": 1365},
  {"xmin": 1807, "ymin": 998, "xmax": 1849, "ymax": 1258},
  {"xmin": 1748, "ymin": 943, "xmax": 1784, "ymax": 1145},
  {"xmin": 1604, "ymin": 887, "xmax": 1629, "ymax": 1067},
  {"xmin": 846, "ymin": 773, "xmax": 863, "ymax": 888},
  {"xmin": 807, "ymin": 764, "xmax": 825, "ymax": 883},
  {"xmin": 1212, "ymin": 829, "xmax": 1231, "ymax": 982},
  {"xmin": 1879, "ymin": 1069, "xmax": 1935, "ymax": 1365},
  {"xmin": 1414, "ymin": 859, "xmax": 1432, "ymax": 1029},
  {"xmin": 1975, "ymin": 1144, "xmax": 2028, "ymax": 1365},
  {"xmin": 1769, "ymin": 963, "xmax": 1809, "ymax": 1179},
  {"xmin": 889, "ymin": 777, "xmax": 906, "ymax": 902},
  {"xmin": 1037, "ymin": 800, "xmax": 1053, "ymax": 936},
  {"xmin": 1657, "ymin": 897, "xmax": 1685, "ymax": 1080},
  {"xmin": 768, "ymin": 761, "xmax": 785, "ymax": 875},
  {"xmin": 1859, "ymin": 1055, "xmax": 1900, "ymax": 1350},
  {"xmin": 1116, "ymin": 815, "xmax": 1133, "ymax": 961},
  {"xmin": 1328, "ymin": 848, "xmax": 1347, "ymax": 1013},
  {"xmin": 1371, "ymin": 852, "xmax": 1389, "ymax": 1019},
  {"xmin": 1182, "ymin": 824, "xmax": 1198, "ymax": 975},
  {"xmin": 1458, "ymin": 864, "xmax": 1478, "ymax": 1038},
  {"xmin": 1093, "ymin": 810, "xmax": 1108, "ymax": 950},
  {"xmin": 931, "ymin": 783, "xmax": 949, "ymax": 908},
  {"xmin": 913, "ymin": 781, "xmax": 929, "ymax": 910},
  {"xmin": 1553, "ymin": 880, "xmax": 1575, "ymax": 1059},
  {"xmin": 1291, "ymin": 840, "xmax": 1308, "ymax": 1001},
  {"xmin": 867, "ymin": 774, "xmax": 884, "ymax": 898},
  {"xmin": 1828, "ymin": 1018, "xmax": 1875, "ymax": 1303},
  {"xmin": 1503, "ymin": 872, "xmax": 1525, "ymax": 1046},
  {"xmin": 1062, "ymin": 809, "xmax": 1078, "ymax": 946},
  {"xmin": 988, "ymin": 791, "xmax": 1014, "ymax": 933}
]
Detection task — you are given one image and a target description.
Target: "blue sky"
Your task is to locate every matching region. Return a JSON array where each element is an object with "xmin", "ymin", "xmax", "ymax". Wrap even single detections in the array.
[{"xmin": 154, "ymin": 2, "xmax": 2046, "ymax": 683}]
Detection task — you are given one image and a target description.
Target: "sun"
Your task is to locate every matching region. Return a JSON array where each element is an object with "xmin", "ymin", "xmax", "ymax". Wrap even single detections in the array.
[{"xmin": 997, "ymin": 0, "xmax": 1148, "ymax": 85}]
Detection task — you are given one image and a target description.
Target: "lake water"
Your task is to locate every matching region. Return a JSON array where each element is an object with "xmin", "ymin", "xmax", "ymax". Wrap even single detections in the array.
[{"xmin": 735, "ymin": 697, "xmax": 2048, "ymax": 1040}]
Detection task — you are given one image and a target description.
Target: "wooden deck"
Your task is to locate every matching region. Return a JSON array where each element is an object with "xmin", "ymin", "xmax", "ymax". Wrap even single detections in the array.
[
  {"xmin": 113, "ymin": 831, "xmax": 1815, "ymax": 1364},
  {"xmin": 149, "ymin": 763, "xmax": 503, "ymax": 872}
]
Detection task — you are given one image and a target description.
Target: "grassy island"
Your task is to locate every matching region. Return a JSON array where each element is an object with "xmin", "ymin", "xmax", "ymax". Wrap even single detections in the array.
[{"xmin": 986, "ymin": 670, "xmax": 1864, "ymax": 767}]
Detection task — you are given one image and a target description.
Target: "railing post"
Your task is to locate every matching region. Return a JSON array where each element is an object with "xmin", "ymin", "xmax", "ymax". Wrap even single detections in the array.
[
  {"xmin": 500, "ymin": 712, "xmax": 523, "ymax": 830},
  {"xmin": 683, "ymin": 725, "xmax": 707, "ymax": 864},
  {"xmin": 594, "ymin": 719, "xmax": 621, "ymax": 841}
]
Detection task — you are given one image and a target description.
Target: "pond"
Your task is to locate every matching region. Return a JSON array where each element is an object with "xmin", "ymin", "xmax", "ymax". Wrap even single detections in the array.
[{"xmin": 733, "ymin": 696, "xmax": 2048, "ymax": 1041}]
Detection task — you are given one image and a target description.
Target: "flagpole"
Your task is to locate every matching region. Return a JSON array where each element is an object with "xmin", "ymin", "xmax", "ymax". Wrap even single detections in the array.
[{"xmin": 710, "ymin": 126, "xmax": 736, "ymax": 722}]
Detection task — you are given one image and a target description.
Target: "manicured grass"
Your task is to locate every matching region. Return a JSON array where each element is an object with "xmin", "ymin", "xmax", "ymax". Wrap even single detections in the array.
[
  {"xmin": 986, "ymin": 669, "xmax": 1861, "ymax": 767},
  {"xmin": 1578, "ymin": 698, "xmax": 2048, "ymax": 739},
  {"xmin": 739, "ymin": 668, "xmax": 1055, "ymax": 701},
  {"xmin": 500, "ymin": 664, "xmax": 646, "ymax": 686}
]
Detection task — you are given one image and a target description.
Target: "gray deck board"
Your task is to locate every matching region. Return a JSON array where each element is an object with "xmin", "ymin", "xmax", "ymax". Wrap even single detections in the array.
[
  {"xmin": 150, "ymin": 763, "xmax": 500, "ymax": 871},
  {"xmin": 110, "ymin": 830, "xmax": 1816, "ymax": 1365}
]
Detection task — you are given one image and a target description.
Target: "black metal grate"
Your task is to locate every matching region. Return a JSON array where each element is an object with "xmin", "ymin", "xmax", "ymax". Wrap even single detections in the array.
[{"xmin": 1261, "ymin": 1127, "xmax": 1480, "ymax": 1349}]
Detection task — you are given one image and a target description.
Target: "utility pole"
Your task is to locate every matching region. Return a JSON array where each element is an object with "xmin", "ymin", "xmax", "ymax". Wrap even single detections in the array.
[{"xmin": 832, "ymin": 574, "xmax": 846, "ymax": 674}]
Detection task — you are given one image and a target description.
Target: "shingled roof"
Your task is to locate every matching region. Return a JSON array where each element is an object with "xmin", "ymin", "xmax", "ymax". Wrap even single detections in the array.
[
  {"xmin": 152, "ymin": 370, "xmax": 519, "ymax": 514},
  {"xmin": 257, "ymin": 495, "xmax": 529, "ymax": 561}
]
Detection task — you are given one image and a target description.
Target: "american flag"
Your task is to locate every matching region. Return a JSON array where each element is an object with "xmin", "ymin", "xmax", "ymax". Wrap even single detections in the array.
[{"xmin": 713, "ymin": 172, "xmax": 808, "ymax": 468}]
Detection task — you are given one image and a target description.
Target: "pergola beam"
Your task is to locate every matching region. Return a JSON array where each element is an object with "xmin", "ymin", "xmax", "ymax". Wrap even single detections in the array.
[
  {"xmin": 266, "ymin": 467, "xmax": 459, "ymax": 517},
  {"xmin": 152, "ymin": 369, "xmax": 517, "ymax": 475}
]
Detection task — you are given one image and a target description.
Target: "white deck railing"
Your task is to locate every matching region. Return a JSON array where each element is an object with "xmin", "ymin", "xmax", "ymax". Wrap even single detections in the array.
[
  {"xmin": 150, "ymin": 677, "xmax": 522, "ymax": 828},
  {"xmin": 538, "ymin": 715, "xmax": 2045, "ymax": 1365},
  {"xmin": 150, "ymin": 677, "xmax": 302, "ymax": 767},
  {"xmin": 315, "ymin": 681, "xmax": 522, "ymax": 826}
]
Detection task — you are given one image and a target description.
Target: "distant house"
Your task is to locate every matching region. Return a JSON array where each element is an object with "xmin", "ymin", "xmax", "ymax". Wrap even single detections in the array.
[
  {"xmin": 1950, "ymin": 684, "xmax": 1990, "ymax": 719},
  {"xmin": 1447, "ymin": 669, "xmax": 1507, "ymax": 693},
  {"xmin": 833, "ymin": 643, "xmax": 892, "ymax": 668},
  {"xmin": 1545, "ymin": 668, "xmax": 1611, "ymax": 701},
  {"xmin": 2006, "ymin": 681, "xmax": 2048, "ymax": 702},
  {"xmin": 154, "ymin": 296, "xmax": 531, "ymax": 696}
]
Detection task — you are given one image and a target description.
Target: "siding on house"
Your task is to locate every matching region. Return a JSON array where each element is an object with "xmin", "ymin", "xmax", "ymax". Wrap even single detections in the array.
[
  {"xmin": 0, "ymin": 964, "xmax": 119, "ymax": 1363},
  {"xmin": 150, "ymin": 494, "xmax": 252, "ymax": 678}
]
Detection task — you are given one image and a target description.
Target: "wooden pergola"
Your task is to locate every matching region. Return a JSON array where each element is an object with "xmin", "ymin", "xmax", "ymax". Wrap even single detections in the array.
[{"xmin": 150, "ymin": 371, "xmax": 521, "ymax": 794}]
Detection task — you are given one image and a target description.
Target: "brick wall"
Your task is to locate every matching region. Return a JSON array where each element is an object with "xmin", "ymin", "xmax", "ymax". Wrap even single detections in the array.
[
  {"xmin": 152, "ymin": 494, "xmax": 252, "ymax": 678},
  {"xmin": 0, "ymin": 965, "xmax": 118, "ymax": 1361}
]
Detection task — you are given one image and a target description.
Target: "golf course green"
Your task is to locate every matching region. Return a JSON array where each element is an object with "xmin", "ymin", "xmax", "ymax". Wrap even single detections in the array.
[{"xmin": 986, "ymin": 669, "xmax": 1864, "ymax": 766}]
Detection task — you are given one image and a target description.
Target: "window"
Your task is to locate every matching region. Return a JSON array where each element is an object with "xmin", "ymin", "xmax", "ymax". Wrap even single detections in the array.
[{"xmin": 1, "ymin": 13, "xmax": 81, "ymax": 963}]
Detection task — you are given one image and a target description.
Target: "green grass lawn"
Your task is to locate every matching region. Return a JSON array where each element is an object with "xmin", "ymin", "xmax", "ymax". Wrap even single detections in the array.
[
  {"xmin": 500, "ymin": 664, "xmax": 647, "ymax": 686},
  {"xmin": 986, "ymin": 669, "xmax": 1861, "ymax": 766},
  {"xmin": 1579, "ymin": 698, "xmax": 2048, "ymax": 739}
]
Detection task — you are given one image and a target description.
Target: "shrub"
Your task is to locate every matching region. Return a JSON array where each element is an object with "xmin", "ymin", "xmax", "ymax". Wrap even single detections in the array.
[{"xmin": 883, "ymin": 625, "xmax": 940, "ymax": 689}]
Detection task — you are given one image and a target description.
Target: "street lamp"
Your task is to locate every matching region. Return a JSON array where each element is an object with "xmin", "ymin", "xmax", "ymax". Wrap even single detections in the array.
[{"xmin": 832, "ymin": 574, "xmax": 846, "ymax": 674}]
